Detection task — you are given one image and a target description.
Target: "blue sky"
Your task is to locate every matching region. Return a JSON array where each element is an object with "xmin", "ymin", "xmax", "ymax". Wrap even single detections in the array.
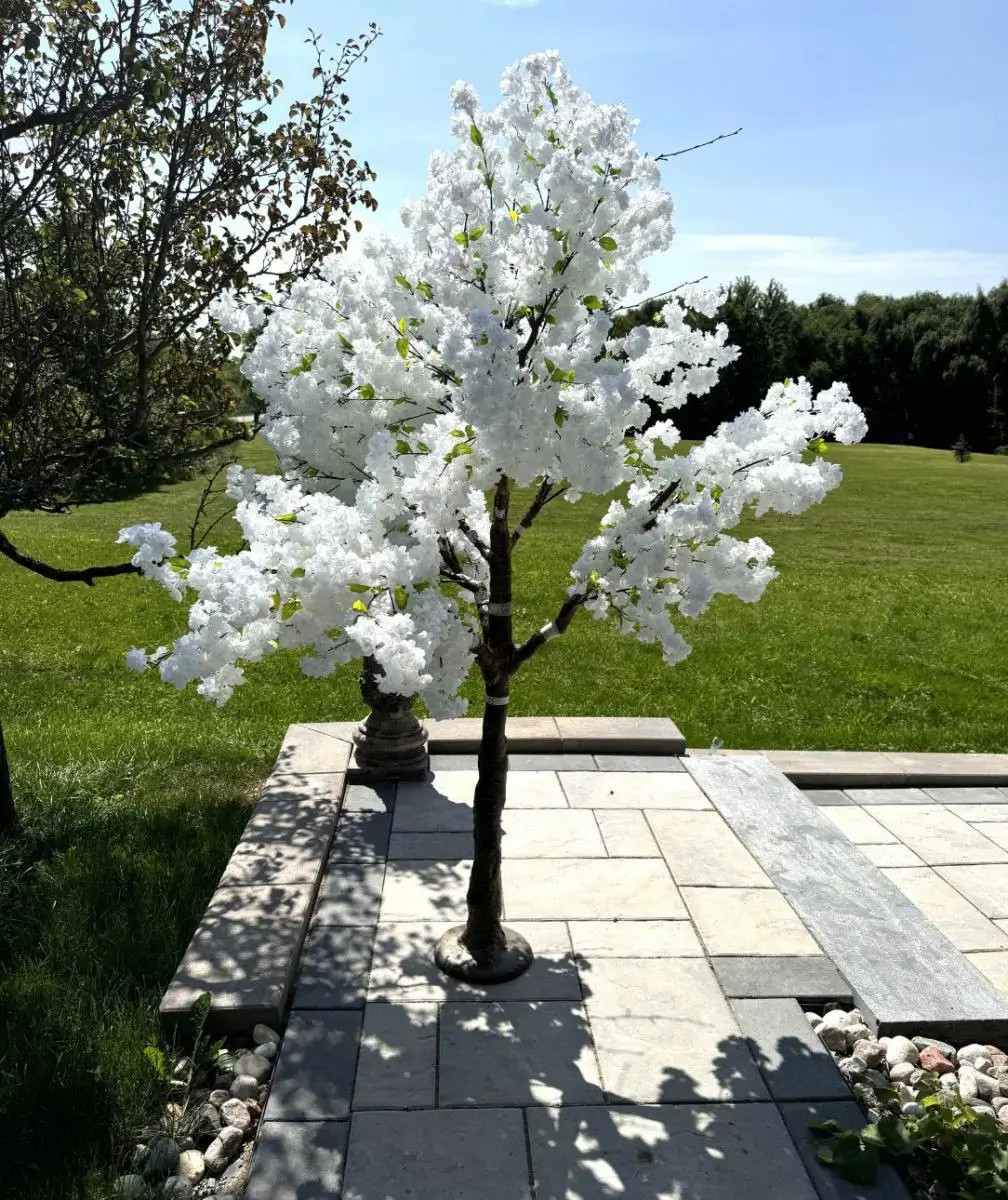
[{"xmin": 264, "ymin": 0, "xmax": 1007, "ymax": 304}]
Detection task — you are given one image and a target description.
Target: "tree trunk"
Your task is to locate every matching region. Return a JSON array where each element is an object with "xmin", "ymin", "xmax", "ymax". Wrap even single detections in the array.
[
  {"xmin": 434, "ymin": 475, "xmax": 532, "ymax": 982},
  {"xmin": 0, "ymin": 715, "xmax": 15, "ymax": 837}
]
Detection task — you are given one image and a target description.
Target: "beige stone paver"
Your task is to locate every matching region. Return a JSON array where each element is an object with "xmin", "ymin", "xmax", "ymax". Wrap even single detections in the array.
[
  {"xmin": 957, "ymin": 805, "xmax": 1008, "ymax": 823},
  {"xmin": 647, "ymin": 810, "xmax": 771, "ymax": 886},
  {"xmin": 859, "ymin": 842, "xmax": 924, "ymax": 868},
  {"xmin": 972, "ymin": 823, "xmax": 1008, "ymax": 852},
  {"xmin": 567, "ymin": 919, "xmax": 704, "ymax": 959},
  {"xmin": 378, "ymin": 859, "xmax": 473, "ymax": 922},
  {"xmin": 935, "ymin": 865, "xmax": 1008, "ymax": 918},
  {"xmin": 865, "ymin": 804, "xmax": 1008, "ymax": 865},
  {"xmin": 820, "ymin": 806, "xmax": 898, "ymax": 844},
  {"xmin": 395, "ymin": 771, "xmax": 567, "ymax": 822},
  {"xmin": 499, "ymin": 809, "xmax": 607, "ymax": 857},
  {"xmin": 882, "ymin": 867, "xmax": 1008, "ymax": 951},
  {"xmin": 593, "ymin": 810, "xmax": 661, "ymax": 856},
  {"xmin": 504, "ymin": 858, "xmax": 688, "ymax": 920},
  {"xmin": 367, "ymin": 921, "xmax": 580, "ymax": 1003},
  {"xmin": 681, "ymin": 888, "xmax": 820, "ymax": 957},
  {"xmin": 559, "ymin": 771, "xmax": 710, "ymax": 809},
  {"xmin": 965, "ymin": 952, "xmax": 1008, "ymax": 995}
]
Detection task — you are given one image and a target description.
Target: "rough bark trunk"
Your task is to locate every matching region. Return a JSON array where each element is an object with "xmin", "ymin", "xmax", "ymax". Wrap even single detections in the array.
[{"xmin": 0, "ymin": 715, "xmax": 15, "ymax": 837}]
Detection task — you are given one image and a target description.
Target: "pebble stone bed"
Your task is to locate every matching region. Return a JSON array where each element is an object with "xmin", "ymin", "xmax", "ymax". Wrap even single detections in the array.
[
  {"xmin": 809, "ymin": 1007, "xmax": 1008, "ymax": 1192},
  {"xmin": 113, "ymin": 1023, "xmax": 282, "ymax": 1199}
]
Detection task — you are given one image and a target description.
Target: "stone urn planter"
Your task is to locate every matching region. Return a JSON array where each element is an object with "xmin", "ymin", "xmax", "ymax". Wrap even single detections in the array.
[{"xmin": 352, "ymin": 655, "xmax": 429, "ymax": 780}]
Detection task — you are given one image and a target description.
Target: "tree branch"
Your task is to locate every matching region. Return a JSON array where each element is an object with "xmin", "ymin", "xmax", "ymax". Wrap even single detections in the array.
[
  {"xmin": 654, "ymin": 127, "xmax": 742, "ymax": 161},
  {"xmin": 0, "ymin": 528, "xmax": 139, "ymax": 586},
  {"xmin": 512, "ymin": 478, "xmax": 567, "ymax": 547},
  {"xmin": 509, "ymin": 590, "xmax": 589, "ymax": 675}
]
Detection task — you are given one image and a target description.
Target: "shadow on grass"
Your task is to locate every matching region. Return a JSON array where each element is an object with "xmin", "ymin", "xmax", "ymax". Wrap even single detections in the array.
[
  {"xmin": 0, "ymin": 758, "xmax": 254, "ymax": 1198},
  {"xmin": 247, "ymin": 767, "xmax": 904, "ymax": 1199}
]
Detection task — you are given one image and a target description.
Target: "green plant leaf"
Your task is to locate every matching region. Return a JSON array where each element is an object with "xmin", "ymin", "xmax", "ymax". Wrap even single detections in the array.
[
  {"xmin": 359, "ymin": 383, "xmax": 375, "ymax": 400},
  {"xmin": 347, "ymin": 583, "xmax": 370, "ymax": 594},
  {"xmin": 394, "ymin": 584, "xmax": 408, "ymax": 610},
  {"xmin": 597, "ymin": 235, "xmax": 618, "ymax": 252},
  {"xmin": 395, "ymin": 439, "xmax": 411, "ymax": 454},
  {"xmin": 143, "ymin": 1046, "xmax": 168, "ymax": 1079},
  {"xmin": 470, "ymin": 123, "xmax": 483, "ymax": 148},
  {"xmin": 274, "ymin": 513, "xmax": 298, "ymax": 524},
  {"xmin": 583, "ymin": 294, "xmax": 602, "ymax": 311},
  {"xmin": 394, "ymin": 273, "xmax": 413, "ymax": 292},
  {"xmin": 396, "ymin": 337, "xmax": 410, "ymax": 360},
  {"xmin": 352, "ymin": 599, "xmax": 368, "ymax": 613}
]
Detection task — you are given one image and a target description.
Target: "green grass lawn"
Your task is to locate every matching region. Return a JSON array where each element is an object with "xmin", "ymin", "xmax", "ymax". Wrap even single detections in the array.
[{"xmin": 0, "ymin": 439, "xmax": 1006, "ymax": 1196}]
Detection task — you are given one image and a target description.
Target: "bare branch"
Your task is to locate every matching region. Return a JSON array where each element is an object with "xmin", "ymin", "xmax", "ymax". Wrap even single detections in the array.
[
  {"xmin": 611, "ymin": 275, "xmax": 709, "ymax": 314},
  {"xmin": 654, "ymin": 127, "xmax": 742, "ymax": 162},
  {"xmin": 512, "ymin": 478, "xmax": 568, "ymax": 547},
  {"xmin": 509, "ymin": 590, "xmax": 590, "ymax": 675},
  {"xmin": 0, "ymin": 528, "xmax": 139, "ymax": 586}
]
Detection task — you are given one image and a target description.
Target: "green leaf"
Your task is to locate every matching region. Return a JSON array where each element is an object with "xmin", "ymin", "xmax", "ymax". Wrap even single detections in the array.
[
  {"xmin": 397, "ymin": 316, "xmax": 407, "ymax": 334},
  {"xmin": 291, "ymin": 567, "xmax": 306, "ymax": 579},
  {"xmin": 450, "ymin": 429, "xmax": 467, "ymax": 438},
  {"xmin": 275, "ymin": 513, "xmax": 298, "ymax": 524},
  {"xmin": 583, "ymin": 295, "xmax": 602, "ymax": 312},
  {"xmin": 143, "ymin": 1046, "xmax": 168, "ymax": 1079},
  {"xmin": 831, "ymin": 1134, "xmax": 880, "ymax": 1186},
  {"xmin": 592, "ymin": 164, "xmax": 605, "ymax": 176},
  {"xmin": 468, "ymin": 224, "xmax": 486, "ymax": 242},
  {"xmin": 875, "ymin": 1116, "xmax": 919, "ymax": 1157},
  {"xmin": 394, "ymin": 273, "xmax": 413, "ymax": 292},
  {"xmin": 339, "ymin": 374, "xmax": 354, "ymax": 388},
  {"xmin": 352, "ymin": 599, "xmax": 368, "ymax": 613},
  {"xmin": 359, "ymin": 383, "xmax": 375, "ymax": 400},
  {"xmin": 545, "ymin": 81, "xmax": 558, "ymax": 106},
  {"xmin": 396, "ymin": 338, "xmax": 410, "ymax": 360},
  {"xmin": 347, "ymin": 583, "xmax": 371, "ymax": 594},
  {"xmin": 443, "ymin": 442, "xmax": 473, "ymax": 463},
  {"xmin": 554, "ymin": 408, "xmax": 567, "ymax": 428},
  {"xmin": 394, "ymin": 584, "xmax": 408, "ymax": 610},
  {"xmin": 469, "ymin": 123, "xmax": 483, "ymax": 148},
  {"xmin": 597, "ymin": 235, "xmax": 618, "ymax": 252},
  {"xmin": 416, "ymin": 280, "xmax": 434, "ymax": 300},
  {"xmin": 281, "ymin": 599, "xmax": 299, "ymax": 621},
  {"xmin": 395, "ymin": 439, "xmax": 411, "ymax": 454},
  {"xmin": 338, "ymin": 332, "xmax": 354, "ymax": 352}
]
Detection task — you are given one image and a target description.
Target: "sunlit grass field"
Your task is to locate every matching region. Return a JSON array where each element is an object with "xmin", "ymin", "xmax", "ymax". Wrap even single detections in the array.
[{"xmin": 1, "ymin": 438, "xmax": 1006, "ymax": 1195}]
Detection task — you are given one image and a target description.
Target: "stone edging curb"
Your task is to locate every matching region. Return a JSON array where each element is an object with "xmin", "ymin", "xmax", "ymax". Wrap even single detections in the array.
[{"xmin": 160, "ymin": 719, "xmax": 1008, "ymax": 1036}]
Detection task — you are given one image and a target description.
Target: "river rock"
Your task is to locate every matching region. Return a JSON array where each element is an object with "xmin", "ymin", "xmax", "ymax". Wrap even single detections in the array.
[
  {"xmin": 901, "ymin": 1102, "xmax": 925, "ymax": 1118},
  {"xmin": 234, "ymin": 1052, "xmax": 270, "ymax": 1083},
  {"xmin": 852, "ymin": 1039, "xmax": 886, "ymax": 1068},
  {"xmin": 254, "ymin": 1041, "xmax": 278, "ymax": 1062},
  {"xmin": 177, "ymin": 1149, "xmax": 206, "ymax": 1184},
  {"xmin": 204, "ymin": 1126, "xmax": 244, "ymax": 1176},
  {"xmin": 804, "ymin": 1011, "xmax": 820, "ymax": 1027},
  {"xmin": 220, "ymin": 1098, "xmax": 251, "ymax": 1133},
  {"xmin": 957, "ymin": 1043, "xmax": 990, "ymax": 1066},
  {"xmin": 143, "ymin": 1137, "xmax": 179, "ymax": 1182},
  {"xmin": 838, "ymin": 1056, "xmax": 869, "ymax": 1083},
  {"xmin": 919, "ymin": 1046, "xmax": 955, "ymax": 1075},
  {"xmin": 912, "ymin": 1036, "xmax": 957, "ymax": 1063},
  {"xmin": 885, "ymin": 1036, "xmax": 919, "ymax": 1067},
  {"xmin": 253, "ymin": 1023, "xmax": 280, "ymax": 1046},
  {"xmin": 864, "ymin": 1068, "xmax": 891, "ymax": 1088},
  {"xmin": 209, "ymin": 1089, "xmax": 231, "ymax": 1107},
  {"xmin": 229, "ymin": 1074, "xmax": 259, "ymax": 1100},
  {"xmin": 816, "ymin": 1023, "xmax": 849, "ymax": 1054},
  {"xmin": 161, "ymin": 1180, "xmax": 193, "ymax": 1200}
]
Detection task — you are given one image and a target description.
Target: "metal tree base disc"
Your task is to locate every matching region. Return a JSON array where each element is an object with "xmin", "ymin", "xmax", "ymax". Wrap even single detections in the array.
[{"xmin": 434, "ymin": 925, "xmax": 534, "ymax": 984}]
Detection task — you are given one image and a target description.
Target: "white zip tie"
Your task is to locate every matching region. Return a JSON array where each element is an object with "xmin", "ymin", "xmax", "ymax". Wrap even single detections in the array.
[
  {"xmin": 494, "ymin": 507, "xmax": 507, "ymax": 519},
  {"xmin": 485, "ymin": 694, "xmax": 510, "ymax": 706},
  {"xmin": 512, "ymin": 525, "xmax": 524, "ymax": 540},
  {"xmin": 486, "ymin": 601, "xmax": 511, "ymax": 615},
  {"xmin": 539, "ymin": 621, "xmax": 559, "ymax": 642}
]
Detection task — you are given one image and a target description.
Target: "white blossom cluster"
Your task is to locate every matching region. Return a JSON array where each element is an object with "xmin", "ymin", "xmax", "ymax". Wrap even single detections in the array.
[{"xmin": 121, "ymin": 51, "xmax": 866, "ymax": 712}]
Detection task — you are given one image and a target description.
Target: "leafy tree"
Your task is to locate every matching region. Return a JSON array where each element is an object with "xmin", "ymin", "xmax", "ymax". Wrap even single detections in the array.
[{"xmin": 0, "ymin": 0, "xmax": 378, "ymax": 833}]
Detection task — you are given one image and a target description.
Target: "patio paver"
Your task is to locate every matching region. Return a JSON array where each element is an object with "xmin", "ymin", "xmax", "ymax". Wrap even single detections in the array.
[
  {"xmin": 865, "ymin": 805, "xmax": 1008, "ymax": 866},
  {"xmin": 560, "ymin": 770, "xmax": 709, "ymax": 809},
  {"xmin": 264, "ymin": 1010, "xmax": 362, "ymax": 1120},
  {"xmin": 881, "ymin": 867, "xmax": 1008, "ymax": 952},
  {"xmin": 682, "ymin": 887, "xmax": 821, "ymax": 957},
  {"xmin": 504, "ymin": 858, "xmax": 689, "ymax": 920},
  {"xmin": 353, "ymin": 1000, "xmax": 438, "ymax": 1108},
  {"xmin": 648, "ymin": 810, "xmax": 772, "ymax": 886}
]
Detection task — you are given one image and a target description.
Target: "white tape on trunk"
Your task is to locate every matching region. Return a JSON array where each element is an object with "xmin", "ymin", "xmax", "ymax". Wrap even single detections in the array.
[
  {"xmin": 485, "ymin": 694, "xmax": 510, "ymax": 706},
  {"xmin": 538, "ymin": 621, "xmax": 560, "ymax": 642},
  {"xmin": 494, "ymin": 507, "xmax": 507, "ymax": 519},
  {"xmin": 486, "ymin": 601, "xmax": 511, "ymax": 616},
  {"xmin": 512, "ymin": 525, "xmax": 524, "ymax": 541}
]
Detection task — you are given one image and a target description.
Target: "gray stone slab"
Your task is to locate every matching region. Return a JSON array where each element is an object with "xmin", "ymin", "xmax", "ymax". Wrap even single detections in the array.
[
  {"xmin": 312, "ymin": 862, "xmax": 386, "ymax": 926},
  {"xmin": 438, "ymin": 1000, "xmax": 605, "ymax": 1106},
  {"xmin": 924, "ymin": 786, "xmax": 1008, "ymax": 805},
  {"xmin": 353, "ymin": 1000, "xmax": 438, "ymax": 1108},
  {"xmin": 556, "ymin": 716, "xmax": 686, "ymax": 754},
  {"xmin": 367, "ymin": 920, "xmax": 581, "ymax": 1002},
  {"xmin": 779, "ymin": 1101, "xmax": 912, "ymax": 1200},
  {"xmin": 264, "ymin": 1010, "xmax": 361, "ymax": 1120},
  {"xmin": 343, "ymin": 1108, "xmax": 532, "ymax": 1200},
  {"xmin": 761, "ymin": 751, "xmax": 908, "ymax": 789},
  {"xmin": 425, "ymin": 715, "xmax": 559, "ymax": 752},
  {"xmin": 340, "ymin": 782, "xmax": 396, "ymax": 815},
  {"xmin": 245, "ymin": 1121, "xmax": 349, "ymax": 1200},
  {"xmin": 593, "ymin": 754, "xmax": 686, "ymax": 772},
  {"xmin": 160, "ymin": 885, "xmax": 313, "ymax": 1037},
  {"xmin": 802, "ymin": 789, "xmax": 857, "ymax": 806},
  {"xmin": 328, "ymin": 812, "xmax": 391, "ymax": 862},
  {"xmin": 711, "ymin": 957, "xmax": 853, "ymax": 1003},
  {"xmin": 387, "ymin": 831, "xmax": 472, "ymax": 860},
  {"xmin": 508, "ymin": 752, "xmax": 598, "ymax": 771},
  {"xmin": 378, "ymin": 858, "xmax": 472, "ymax": 921},
  {"xmin": 732, "ymin": 998, "xmax": 852, "ymax": 1101},
  {"xmin": 843, "ymin": 787, "xmax": 932, "ymax": 805},
  {"xmin": 527, "ymin": 1104, "xmax": 819, "ymax": 1200},
  {"xmin": 292, "ymin": 924, "xmax": 376, "ymax": 1009},
  {"xmin": 275, "ymin": 723, "xmax": 353, "ymax": 775},
  {"xmin": 427, "ymin": 754, "xmax": 479, "ymax": 771},
  {"xmin": 882, "ymin": 752, "xmax": 1008, "ymax": 785},
  {"xmin": 216, "ymin": 817, "xmax": 335, "ymax": 887},
  {"xmin": 684, "ymin": 755, "xmax": 1008, "ymax": 1043}
]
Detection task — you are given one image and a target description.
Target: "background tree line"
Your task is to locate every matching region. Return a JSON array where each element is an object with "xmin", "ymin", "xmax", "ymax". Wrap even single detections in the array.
[{"xmin": 615, "ymin": 276, "xmax": 1008, "ymax": 453}]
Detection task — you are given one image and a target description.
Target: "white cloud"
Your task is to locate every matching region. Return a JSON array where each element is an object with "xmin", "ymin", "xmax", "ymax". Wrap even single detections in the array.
[{"xmin": 633, "ymin": 233, "xmax": 1008, "ymax": 304}]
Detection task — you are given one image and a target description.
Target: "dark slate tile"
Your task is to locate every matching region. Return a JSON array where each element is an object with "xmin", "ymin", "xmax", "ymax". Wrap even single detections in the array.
[
  {"xmin": 509, "ymin": 753, "xmax": 597, "ymax": 771},
  {"xmin": 264, "ymin": 1010, "xmax": 362, "ymax": 1120},
  {"xmin": 802, "ymin": 789, "xmax": 857, "ymax": 807},
  {"xmin": 732, "ymin": 998, "xmax": 852, "ymax": 1102},
  {"xmin": 312, "ymin": 862, "xmax": 386, "ymax": 926},
  {"xmin": 328, "ymin": 812, "xmax": 392, "ymax": 862},
  {"xmin": 245, "ymin": 1120, "xmax": 349, "ymax": 1200},
  {"xmin": 293, "ymin": 924, "xmax": 377, "ymax": 1009},
  {"xmin": 779, "ymin": 1101, "xmax": 912, "ymax": 1199},
  {"xmin": 593, "ymin": 754, "xmax": 686, "ymax": 772},
  {"xmin": 842, "ymin": 787, "xmax": 931, "ymax": 805},
  {"xmin": 341, "ymin": 782, "xmax": 396, "ymax": 815},
  {"xmin": 923, "ymin": 786, "xmax": 1008, "ymax": 805},
  {"xmin": 684, "ymin": 756, "xmax": 1008, "ymax": 1044},
  {"xmin": 712, "ymin": 957, "xmax": 853, "ymax": 1004},
  {"xmin": 427, "ymin": 754, "xmax": 479, "ymax": 771}
]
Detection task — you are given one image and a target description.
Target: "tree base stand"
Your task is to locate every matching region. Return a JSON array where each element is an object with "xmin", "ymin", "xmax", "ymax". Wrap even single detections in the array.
[{"xmin": 434, "ymin": 925, "xmax": 534, "ymax": 984}]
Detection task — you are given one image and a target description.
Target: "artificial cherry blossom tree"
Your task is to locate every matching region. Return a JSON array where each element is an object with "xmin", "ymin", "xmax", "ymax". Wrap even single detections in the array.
[{"xmin": 121, "ymin": 51, "xmax": 867, "ymax": 982}]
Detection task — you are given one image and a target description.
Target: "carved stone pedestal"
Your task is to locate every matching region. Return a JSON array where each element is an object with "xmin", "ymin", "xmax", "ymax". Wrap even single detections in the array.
[{"xmin": 351, "ymin": 655, "xmax": 429, "ymax": 780}]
